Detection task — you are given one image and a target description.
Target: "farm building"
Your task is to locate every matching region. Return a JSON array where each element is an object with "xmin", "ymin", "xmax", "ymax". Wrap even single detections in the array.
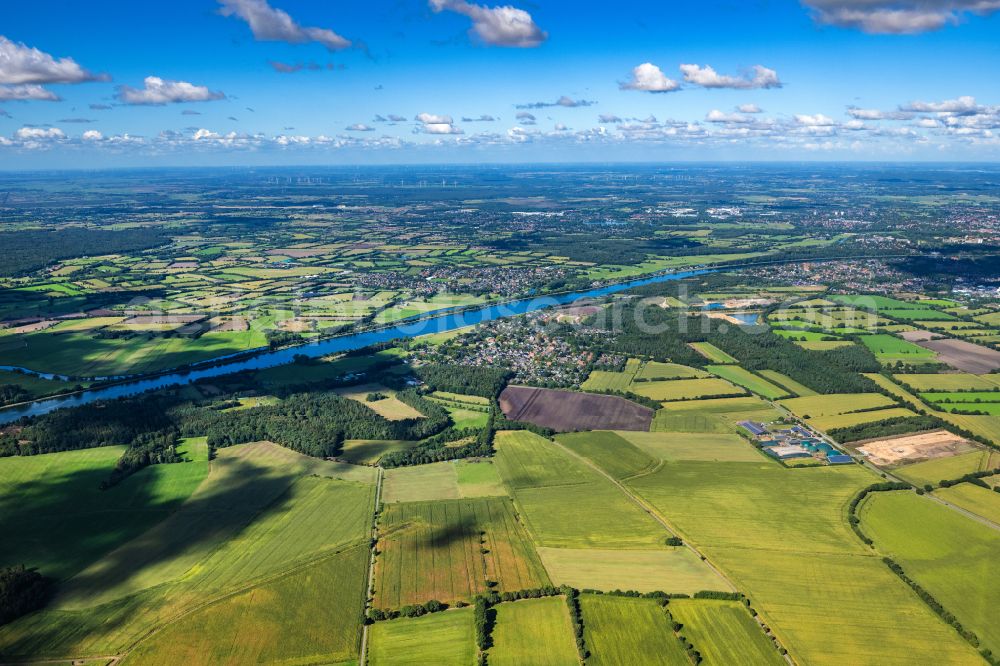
[
  {"xmin": 827, "ymin": 454, "xmax": 854, "ymax": 465},
  {"xmin": 738, "ymin": 421, "xmax": 768, "ymax": 437},
  {"xmin": 765, "ymin": 445, "xmax": 813, "ymax": 460}
]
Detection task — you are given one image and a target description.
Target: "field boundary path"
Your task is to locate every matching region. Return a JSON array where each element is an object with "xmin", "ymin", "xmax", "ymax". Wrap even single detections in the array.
[{"xmin": 359, "ymin": 466, "xmax": 384, "ymax": 666}]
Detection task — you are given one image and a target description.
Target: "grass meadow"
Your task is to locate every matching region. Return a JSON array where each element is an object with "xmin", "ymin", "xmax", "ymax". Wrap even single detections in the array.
[
  {"xmin": 0, "ymin": 442, "xmax": 376, "ymax": 660},
  {"xmin": 629, "ymin": 378, "xmax": 744, "ymax": 402},
  {"xmin": 894, "ymin": 450, "xmax": 992, "ymax": 486},
  {"xmin": 488, "ymin": 597, "xmax": 578, "ymax": 666},
  {"xmin": 861, "ymin": 491, "xmax": 1000, "ymax": 658},
  {"xmin": 706, "ymin": 365, "xmax": 790, "ymax": 399},
  {"xmin": 779, "ymin": 393, "xmax": 898, "ymax": 418},
  {"xmin": 668, "ymin": 599, "xmax": 784, "ymax": 666},
  {"xmin": 555, "ymin": 431, "xmax": 658, "ymax": 479},
  {"xmin": 808, "ymin": 407, "xmax": 919, "ymax": 432},
  {"xmin": 580, "ymin": 594, "xmax": 688, "ymax": 666},
  {"xmin": 536, "ymin": 547, "xmax": 728, "ymax": 594},
  {"xmin": 122, "ymin": 545, "xmax": 369, "ymax": 665},
  {"xmin": 369, "ymin": 608, "xmax": 475, "ymax": 666},
  {"xmin": 860, "ymin": 334, "xmax": 937, "ymax": 362},
  {"xmin": 757, "ymin": 370, "xmax": 819, "ymax": 396},
  {"xmin": 0, "ymin": 442, "xmax": 208, "ymax": 581},
  {"xmin": 651, "ymin": 396, "xmax": 783, "ymax": 434},
  {"xmin": 383, "ymin": 459, "xmax": 508, "ymax": 503},
  {"xmin": 935, "ymin": 482, "xmax": 1000, "ymax": 524},
  {"xmin": 689, "ymin": 342, "xmax": 738, "ymax": 364},
  {"xmin": 615, "ymin": 431, "xmax": 765, "ymax": 463}
]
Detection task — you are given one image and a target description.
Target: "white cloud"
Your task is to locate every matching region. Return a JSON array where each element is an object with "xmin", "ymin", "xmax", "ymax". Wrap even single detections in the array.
[
  {"xmin": 795, "ymin": 113, "xmax": 838, "ymax": 126},
  {"xmin": 843, "ymin": 119, "xmax": 871, "ymax": 130},
  {"xmin": 423, "ymin": 123, "xmax": 463, "ymax": 134},
  {"xmin": 846, "ymin": 106, "xmax": 914, "ymax": 120},
  {"xmin": 346, "ymin": 123, "xmax": 375, "ymax": 131},
  {"xmin": 516, "ymin": 96, "xmax": 595, "ymax": 109},
  {"xmin": 0, "ymin": 84, "xmax": 59, "ymax": 101},
  {"xmin": 599, "ymin": 113, "xmax": 623, "ymax": 123},
  {"xmin": 416, "ymin": 112, "xmax": 462, "ymax": 134},
  {"xmin": 0, "ymin": 36, "xmax": 105, "ymax": 85},
  {"xmin": 15, "ymin": 126, "xmax": 64, "ymax": 140},
  {"xmin": 429, "ymin": 0, "xmax": 546, "ymax": 47},
  {"xmin": 803, "ymin": 0, "xmax": 1000, "ymax": 34},
  {"xmin": 680, "ymin": 64, "xmax": 782, "ymax": 89},
  {"xmin": 117, "ymin": 77, "xmax": 226, "ymax": 105},
  {"xmin": 218, "ymin": 0, "xmax": 351, "ymax": 50},
  {"xmin": 737, "ymin": 103, "xmax": 763, "ymax": 113},
  {"xmin": 82, "ymin": 130, "xmax": 103, "ymax": 141},
  {"xmin": 416, "ymin": 112, "xmax": 453, "ymax": 124},
  {"xmin": 900, "ymin": 95, "xmax": 981, "ymax": 114},
  {"xmin": 619, "ymin": 63, "xmax": 680, "ymax": 93},
  {"xmin": 706, "ymin": 109, "xmax": 752, "ymax": 123}
]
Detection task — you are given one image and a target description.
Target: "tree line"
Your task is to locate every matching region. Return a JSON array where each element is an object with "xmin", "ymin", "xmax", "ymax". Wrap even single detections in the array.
[{"xmin": 413, "ymin": 364, "xmax": 513, "ymax": 399}]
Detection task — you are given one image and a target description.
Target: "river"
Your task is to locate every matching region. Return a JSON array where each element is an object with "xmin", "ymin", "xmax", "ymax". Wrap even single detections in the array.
[{"xmin": 0, "ymin": 267, "xmax": 711, "ymax": 424}]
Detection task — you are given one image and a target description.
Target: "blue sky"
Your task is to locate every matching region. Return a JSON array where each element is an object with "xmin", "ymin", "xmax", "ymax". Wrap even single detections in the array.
[{"xmin": 1, "ymin": 0, "xmax": 999, "ymax": 166}]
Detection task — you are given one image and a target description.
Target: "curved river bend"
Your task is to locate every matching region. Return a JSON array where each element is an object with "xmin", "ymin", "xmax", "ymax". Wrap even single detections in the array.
[{"xmin": 0, "ymin": 268, "xmax": 710, "ymax": 424}]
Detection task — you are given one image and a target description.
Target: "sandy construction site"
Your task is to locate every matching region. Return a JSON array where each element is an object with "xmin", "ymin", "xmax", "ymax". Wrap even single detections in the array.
[{"xmin": 856, "ymin": 429, "xmax": 977, "ymax": 466}]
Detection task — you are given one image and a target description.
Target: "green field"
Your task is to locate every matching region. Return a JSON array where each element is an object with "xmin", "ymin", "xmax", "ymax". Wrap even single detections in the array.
[
  {"xmin": 797, "ymin": 340, "xmax": 855, "ymax": 351},
  {"xmin": 779, "ymin": 393, "xmax": 897, "ymax": 418},
  {"xmin": 668, "ymin": 599, "xmax": 784, "ymax": 666},
  {"xmin": 581, "ymin": 358, "xmax": 641, "ymax": 391},
  {"xmin": 489, "ymin": 597, "xmax": 578, "ymax": 666},
  {"xmin": 652, "ymin": 396, "xmax": 782, "ymax": 433},
  {"xmin": 808, "ymin": 407, "xmax": 918, "ymax": 432},
  {"xmin": 0, "ymin": 369, "xmax": 78, "ymax": 398},
  {"xmin": 0, "ymin": 442, "xmax": 376, "ymax": 659},
  {"xmin": 688, "ymin": 341, "xmax": 738, "ymax": 363},
  {"xmin": 935, "ymin": 482, "xmax": 1000, "ymax": 524},
  {"xmin": 55, "ymin": 444, "xmax": 375, "ymax": 609},
  {"xmin": 636, "ymin": 361, "xmax": 709, "ymax": 380},
  {"xmin": 580, "ymin": 594, "xmax": 689, "ymax": 666},
  {"xmin": 0, "ymin": 328, "xmax": 267, "ymax": 378},
  {"xmin": 0, "ymin": 442, "xmax": 209, "ymax": 581},
  {"xmin": 383, "ymin": 462, "xmax": 462, "ymax": 502},
  {"xmin": 369, "ymin": 608, "xmax": 475, "ymax": 666},
  {"xmin": 123, "ymin": 545, "xmax": 369, "ymax": 665},
  {"xmin": 555, "ymin": 431, "xmax": 658, "ymax": 479},
  {"xmin": 340, "ymin": 439, "xmax": 417, "ymax": 464},
  {"xmin": 373, "ymin": 497, "xmax": 549, "ymax": 608},
  {"xmin": 706, "ymin": 365, "xmax": 790, "ymax": 399},
  {"xmin": 860, "ymin": 334, "xmax": 937, "ymax": 362},
  {"xmin": 894, "ymin": 449, "xmax": 991, "ymax": 486},
  {"xmin": 454, "ymin": 460, "xmax": 507, "ymax": 497},
  {"xmin": 494, "ymin": 431, "xmax": 667, "ymax": 548},
  {"xmin": 537, "ymin": 546, "xmax": 729, "ymax": 594},
  {"xmin": 382, "ymin": 459, "xmax": 507, "ymax": 504},
  {"xmin": 630, "ymin": 377, "xmax": 744, "ymax": 402},
  {"xmin": 757, "ymin": 369, "xmax": 819, "ymax": 396},
  {"xmin": 861, "ymin": 490, "xmax": 1000, "ymax": 658},
  {"xmin": 615, "ymin": 431, "xmax": 765, "ymax": 462},
  {"xmin": 625, "ymin": 460, "xmax": 981, "ymax": 665}
]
